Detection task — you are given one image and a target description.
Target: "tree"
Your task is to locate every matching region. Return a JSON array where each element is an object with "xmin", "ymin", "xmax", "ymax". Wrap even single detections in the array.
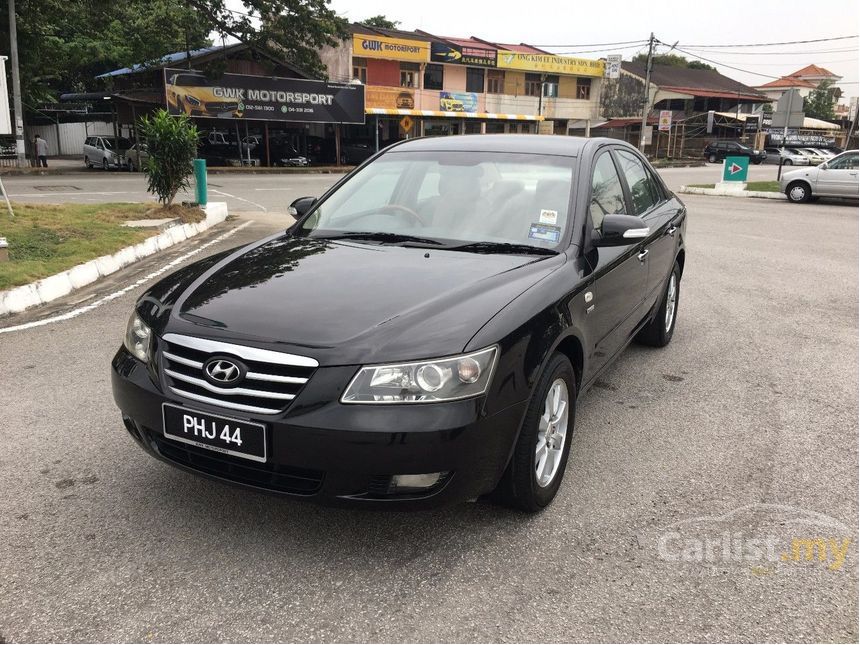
[
  {"xmin": 0, "ymin": 0, "xmax": 210, "ymax": 109},
  {"xmin": 360, "ymin": 15, "xmax": 400, "ymax": 29},
  {"xmin": 803, "ymin": 80, "xmax": 839, "ymax": 121},
  {"xmin": 184, "ymin": 0, "xmax": 349, "ymax": 78},
  {"xmin": 138, "ymin": 109, "xmax": 199, "ymax": 207},
  {"xmin": 631, "ymin": 52, "xmax": 716, "ymax": 72}
]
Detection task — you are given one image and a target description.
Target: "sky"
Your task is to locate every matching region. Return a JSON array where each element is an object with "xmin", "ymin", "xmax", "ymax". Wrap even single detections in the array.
[{"xmin": 327, "ymin": 0, "xmax": 860, "ymax": 98}]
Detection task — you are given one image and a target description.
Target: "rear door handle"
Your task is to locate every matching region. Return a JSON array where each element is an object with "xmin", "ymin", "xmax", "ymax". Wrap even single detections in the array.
[{"xmin": 637, "ymin": 249, "xmax": 649, "ymax": 262}]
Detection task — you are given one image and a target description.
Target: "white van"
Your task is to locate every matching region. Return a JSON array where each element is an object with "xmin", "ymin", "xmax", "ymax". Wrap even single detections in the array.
[{"xmin": 83, "ymin": 136, "xmax": 132, "ymax": 170}]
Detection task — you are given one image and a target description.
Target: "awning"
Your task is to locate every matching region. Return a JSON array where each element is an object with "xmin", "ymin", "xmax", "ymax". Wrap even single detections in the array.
[{"xmin": 366, "ymin": 108, "xmax": 543, "ymax": 121}]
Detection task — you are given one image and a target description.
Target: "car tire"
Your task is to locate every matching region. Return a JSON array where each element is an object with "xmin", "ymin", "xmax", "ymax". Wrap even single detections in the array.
[
  {"xmin": 786, "ymin": 181, "xmax": 811, "ymax": 203},
  {"xmin": 784, "ymin": 159, "xmax": 793, "ymax": 166},
  {"xmin": 708, "ymin": 153, "xmax": 717, "ymax": 163},
  {"xmin": 493, "ymin": 352, "xmax": 576, "ymax": 513},
  {"xmin": 636, "ymin": 261, "xmax": 681, "ymax": 348},
  {"xmin": 102, "ymin": 158, "xmax": 109, "ymax": 171},
  {"xmin": 84, "ymin": 156, "xmax": 91, "ymax": 169}
]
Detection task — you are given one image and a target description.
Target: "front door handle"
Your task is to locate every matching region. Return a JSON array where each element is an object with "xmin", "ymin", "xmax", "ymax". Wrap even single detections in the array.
[
  {"xmin": 666, "ymin": 225, "xmax": 677, "ymax": 237},
  {"xmin": 637, "ymin": 249, "xmax": 649, "ymax": 262}
]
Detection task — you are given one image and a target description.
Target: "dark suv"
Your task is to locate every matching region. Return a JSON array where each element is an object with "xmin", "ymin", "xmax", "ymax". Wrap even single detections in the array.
[{"xmin": 704, "ymin": 141, "xmax": 766, "ymax": 164}]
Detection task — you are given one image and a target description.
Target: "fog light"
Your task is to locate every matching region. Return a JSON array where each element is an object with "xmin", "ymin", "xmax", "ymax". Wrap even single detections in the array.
[{"xmin": 391, "ymin": 472, "xmax": 447, "ymax": 490}]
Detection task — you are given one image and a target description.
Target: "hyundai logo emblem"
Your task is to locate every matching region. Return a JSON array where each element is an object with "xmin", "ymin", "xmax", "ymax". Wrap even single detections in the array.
[{"xmin": 204, "ymin": 358, "xmax": 242, "ymax": 384}]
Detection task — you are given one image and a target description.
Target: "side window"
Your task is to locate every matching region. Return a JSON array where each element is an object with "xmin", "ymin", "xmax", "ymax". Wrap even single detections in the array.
[
  {"xmin": 615, "ymin": 150, "xmax": 659, "ymax": 215},
  {"xmin": 590, "ymin": 152, "xmax": 627, "ymax": 231},
  {"xmin": 829, "ymin": 153, "xmax": 858, "ymax": 170}
]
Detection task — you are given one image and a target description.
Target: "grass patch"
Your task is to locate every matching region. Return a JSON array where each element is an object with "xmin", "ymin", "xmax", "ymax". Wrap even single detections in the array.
[
  {"xmin": 0, "ymin": 202, "xmax": 193, "ymax": 290},
  {"xmin": 687, "ymin": 181, "xmax": 781, "ymax": 192}
]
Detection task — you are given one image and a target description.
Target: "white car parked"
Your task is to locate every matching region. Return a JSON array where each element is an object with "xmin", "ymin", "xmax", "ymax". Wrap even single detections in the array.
[
  {"xmin": 764, "ymin": 147, "xmax": 810, "ymax": 166},
  {"xmin": 780, "ymin": 150, "xmax": 859, "ymax": 203}
]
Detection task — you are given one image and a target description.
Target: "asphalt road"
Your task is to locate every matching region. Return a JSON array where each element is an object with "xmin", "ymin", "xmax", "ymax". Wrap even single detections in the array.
[
  {"xmin": 1, "ymin": 162, "xmax": 785, "ymax": 213},
  {"xmin": 0, "ymin": 184, "xmax": 857, "ymax": 641}
]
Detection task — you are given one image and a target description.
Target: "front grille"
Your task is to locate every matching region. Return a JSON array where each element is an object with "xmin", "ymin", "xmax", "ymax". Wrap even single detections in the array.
[
  {"xmin": 160, "ymin": 333, "xmax": 318, "ymax": 415},
  {"xmin": 149, "ymin": 431, "xmax": 324, "ymax": 495},
  {"xmin": 205, "ymin": 101, "xmax": 238, "ymax": 112}
]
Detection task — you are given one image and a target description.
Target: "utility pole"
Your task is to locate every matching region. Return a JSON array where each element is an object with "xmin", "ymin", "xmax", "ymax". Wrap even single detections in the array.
[
  {"xmin": 7, "ymin": 0, "xmax": 26, "ymax": 167},
  {"xmin": 639, "ymin": 32, "xmax": 655, "ymax": 153}
]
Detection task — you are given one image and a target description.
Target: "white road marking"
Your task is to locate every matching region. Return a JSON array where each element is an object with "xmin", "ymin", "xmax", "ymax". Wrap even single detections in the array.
[
  {"xmin": 0, "ymin": 221, "xmax": 253, "ymax": 335},
  {"xmin": 210, "ymin": 188, "xmax": 268, "ymax": 212},
  {"xmin": 7, "ymin": 191, "xmax": 134, "ymax": 197}
]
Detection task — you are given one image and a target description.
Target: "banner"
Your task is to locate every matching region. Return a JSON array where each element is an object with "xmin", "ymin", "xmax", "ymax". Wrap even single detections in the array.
[
  {"xmin": 164, "ymin": 69, "xmax": 365, "ymax": 124},
  {"xmin": 658, "ymin": 110, "xmax": 672, "ymax": 132},
  {"xmin": 431, "ymin": 42, "xmax": 497, "ymax": 67},
  {"xmin": 365, "ymin": 87, "xmax": 415, "ymax": 111},
  {"xmin": 496, "ymin": 52, "xmax": 604, "ymax": 77},
  {"xmin": 352, "ymin": 34, "xmax": 430, "ymax": 62},
  {"xmin": 439, "ymin": 91, "xmax": 478, "ymax": 113}
]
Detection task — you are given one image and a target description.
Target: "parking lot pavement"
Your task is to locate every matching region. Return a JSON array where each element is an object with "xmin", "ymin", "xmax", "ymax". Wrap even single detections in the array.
[{"xmin": 0, "ymin": 195, "xmax": 857, "ymax": 642}]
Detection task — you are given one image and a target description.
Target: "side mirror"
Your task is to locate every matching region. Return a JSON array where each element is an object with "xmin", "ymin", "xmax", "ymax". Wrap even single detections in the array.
[
  {"xmin": 288, "ymin": 196, "xmax": 317, "ymax": 218},
  {"xmin": 593, "ymin": 214, "xmax": 650, "ymax": 247},
  {"xmin": 820, "ymin": 162, "xmax": 829, "ymax": 170}
]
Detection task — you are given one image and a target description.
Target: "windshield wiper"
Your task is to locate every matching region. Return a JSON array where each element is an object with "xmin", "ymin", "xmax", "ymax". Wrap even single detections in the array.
[
  {"xmin": 318, "ymin": 231, "xmax": 445, "ymax": 246},
  {"xmin": 441, "ymin": 241, "xmax": 558, "ymax": 256}
]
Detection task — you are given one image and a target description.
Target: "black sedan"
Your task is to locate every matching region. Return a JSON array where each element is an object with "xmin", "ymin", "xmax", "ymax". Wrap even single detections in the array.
[{"xmin": 112, "ymin": 135, "xmax": 687, "ymax": 512}]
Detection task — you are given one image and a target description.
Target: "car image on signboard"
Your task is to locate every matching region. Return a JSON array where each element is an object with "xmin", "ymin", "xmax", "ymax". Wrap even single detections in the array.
[
  {"xmin": 166, "ymin": 72, "xmax": 241, "ymax": 119},
  {"xmin": 112, "ymin": 135, "xmax": 687, "ymax": 512}
]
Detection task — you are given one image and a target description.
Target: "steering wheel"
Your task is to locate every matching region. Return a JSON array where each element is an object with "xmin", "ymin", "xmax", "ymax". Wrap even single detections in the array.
[{"xmin": 377, "ymin": 204, "xmax": 427, "ymax": 227}]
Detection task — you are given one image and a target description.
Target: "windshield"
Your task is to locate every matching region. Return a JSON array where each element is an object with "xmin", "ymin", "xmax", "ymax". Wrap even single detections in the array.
[
  {"xmin": 298, "ymin": 151, "xmax": 575, "ymax": 251},
  {"xmin": 103, "ymin": 137, "xmax": 132, "ymax": 151}
]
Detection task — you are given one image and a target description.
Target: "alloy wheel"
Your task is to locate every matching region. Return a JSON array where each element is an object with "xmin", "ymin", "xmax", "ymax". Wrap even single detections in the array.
[
  {"xmin": 665, "ymin": 273, "xmax": 677, "ymax": 333},
  {"xmin": 535, "ymin": 379, "xmax": 570, "ymax": 488}
]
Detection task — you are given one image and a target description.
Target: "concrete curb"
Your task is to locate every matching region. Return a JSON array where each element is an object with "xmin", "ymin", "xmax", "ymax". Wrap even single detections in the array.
[
  {"xmin": 0, "ymin": 202, "xmax": 229, "ymax": 317},
  {"xmin": 678, "ymin": 186, "xmax": 786, "ymax": 200}
]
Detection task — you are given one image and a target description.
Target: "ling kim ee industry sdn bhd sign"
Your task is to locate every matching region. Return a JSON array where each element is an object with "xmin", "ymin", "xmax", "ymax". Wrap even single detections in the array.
[{"xmin": 164, "ymin": 68, "xmax": 366, "ymax": 124}]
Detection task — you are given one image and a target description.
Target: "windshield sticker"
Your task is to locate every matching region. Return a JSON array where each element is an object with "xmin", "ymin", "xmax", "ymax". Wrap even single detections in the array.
[
  {"xmin": 528, "ymin": 223, "xmax": 561, "ymax": 243},
  {"xmin": 539, "ymin": 209, "xmax": 558, "ymax": 225}
]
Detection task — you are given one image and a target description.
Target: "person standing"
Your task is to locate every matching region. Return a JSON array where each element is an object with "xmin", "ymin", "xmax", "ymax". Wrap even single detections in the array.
[{"xmin": 34, "ymin": 134, "xmax": 49, "ymax": 167}]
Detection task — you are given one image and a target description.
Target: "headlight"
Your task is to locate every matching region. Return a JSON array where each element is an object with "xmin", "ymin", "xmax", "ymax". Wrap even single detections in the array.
[
  {"xmin": 185, "ymin": 95, "xmax": 201, "ymax": 106},
  {"xmin": 342, "ymin": 346, "xmax": 498, "ymax": 404},
  {"xmin": 124, "ymin": 310, "xmax": 152, "ymax": 363}
]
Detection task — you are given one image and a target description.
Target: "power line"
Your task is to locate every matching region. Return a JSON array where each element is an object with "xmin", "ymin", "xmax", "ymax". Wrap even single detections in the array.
[
  {"xmin": 670, "ymin": 45, "xmax": 781, "ymax": 79},
  {"xmin": 550, "ymin": 42, "xmax": 649, "ymax": 55},
  {"xmin": 680, "ymin": 35, "xmax": 858, "ymax": 48},
  {"xmin": 535, "ymin": 38, "xmax": 647, "ymax": 47},
  {"xmin": 680, "ymin": 46, "xmax": 859, "ymax": 56}
]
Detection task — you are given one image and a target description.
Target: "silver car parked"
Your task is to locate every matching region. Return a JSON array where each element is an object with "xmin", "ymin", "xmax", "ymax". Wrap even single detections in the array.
[
  {"xmin": 83, "ymin": 136, "xmax": 132, "ymax": 170},
  {"xmin": 764, "ymin": 147, "xmax": 810, "ymax": 166},
  {"xmin": 780, "ymin": 150, "xmax": 859, "ymax": 202}
]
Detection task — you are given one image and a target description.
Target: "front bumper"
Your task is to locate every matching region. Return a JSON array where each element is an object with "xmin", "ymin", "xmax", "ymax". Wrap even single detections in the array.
[{"xmin": 111, "ymin": 347, "xmax": 527, "ymax": 509}]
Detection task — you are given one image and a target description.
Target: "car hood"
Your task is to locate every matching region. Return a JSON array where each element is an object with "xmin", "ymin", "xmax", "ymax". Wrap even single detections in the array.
[
  {"xmin": 781, "ymin": 166, "xmax": 817, "ymax": 181},
  {"xmin": 166, "ymin": 235, "xmax": 564, "ymax": 366}
]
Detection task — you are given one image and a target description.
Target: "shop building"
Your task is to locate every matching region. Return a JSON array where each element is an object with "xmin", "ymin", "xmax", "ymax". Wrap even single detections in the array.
[{"xmin": 322, "ymin": 24, "xmax": 605, "ymax": 148}]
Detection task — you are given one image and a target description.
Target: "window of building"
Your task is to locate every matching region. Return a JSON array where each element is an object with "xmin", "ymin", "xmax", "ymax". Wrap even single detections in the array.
[
  {"xmin": 615, "ymin": 150, "xmax": 660, "ymax": 215},
  {"xmin": 525, "ymin": 73, "xmax": 542, "ymax": 97},
  {"xmin": 400, "ymin": 63, "xmax": 419, "ymax": 88},
  {"xmin": 576, "ymin": 77, "xmax": 591, "ymax": 100},
  {"xmin": 352, "ymin": 57, "xmax": 367, "ymax": 84},
  {"xmin": 424, "ymin": 63, "xmax": 444, "ymax": 90},
  {"xmin": 466, "ymin": 67, "xmax": 485, "ymax": 93},
  {"xmin": 487, "ymin": 70, "xmax": 505, "ymax": 94},
  {"xmin": 590, "ymin": 152, "xmax": 627, "ymax": 230},
  {"xmin": 542, "ymin": 75, "xmax": 559, "ymax": 98}
]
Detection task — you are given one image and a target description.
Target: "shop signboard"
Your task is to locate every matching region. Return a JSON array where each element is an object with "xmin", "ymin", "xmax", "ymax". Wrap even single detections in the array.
[
  {"xmin": 604, "ymin": 55, "xmax": 622, "ymax": 79},
  {"xmin": 352, "ymin": 34, "xmax": 430, "ymax": 62},
  {"xmin": 164, "ymin": 68, "xmax": 365, "ymax": 123},
  {"xmin": 365, "ymin": 87, "xmax": 415, "ymax": 111},
  {"xmin": 439, "ymin": 91, "xmax": 478, "ymax": 113},
  {"xmin": 496, "ymin": 51, "xmax": 604, "ymax": 77},
  {"xmin": 430, "ymin": 42, "xmax": 497, "ymax": 67}
]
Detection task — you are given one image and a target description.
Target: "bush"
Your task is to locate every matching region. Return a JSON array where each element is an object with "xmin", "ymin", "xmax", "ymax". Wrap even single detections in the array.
[{"xmin": 138, "ymin": 109, "xmax": 199, "ymax": 206}]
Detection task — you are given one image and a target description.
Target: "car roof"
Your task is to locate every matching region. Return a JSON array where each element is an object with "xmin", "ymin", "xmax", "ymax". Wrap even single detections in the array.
[{"xmin": 386, "ymin": 134, "xmax": 627, "ymax": 157}]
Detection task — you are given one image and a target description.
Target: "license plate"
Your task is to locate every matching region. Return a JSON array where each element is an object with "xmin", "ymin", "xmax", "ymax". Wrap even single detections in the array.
[{"xmin": 162, "ymin": 404, "xmax": 266, "ymax": 463}]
